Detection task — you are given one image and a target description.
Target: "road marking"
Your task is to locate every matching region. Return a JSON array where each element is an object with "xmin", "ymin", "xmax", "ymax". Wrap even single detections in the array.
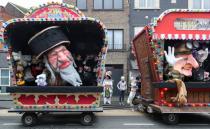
[
  {"xmin": 178, "ymin": 124, "xmax": 209, "ymax": 126},
  {"xmin": 123, "ymin": 123, "xmax": 155, "ymax": 126},
  {"xmin": 65, "ymin": 124, "xmax": 80, "ymax": 126},
  {"xmin": 2, "ymin": 123, "xmax": 21, "ymax": 126}
]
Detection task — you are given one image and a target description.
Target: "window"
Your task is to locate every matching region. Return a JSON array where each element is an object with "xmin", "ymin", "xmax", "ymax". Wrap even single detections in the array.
[
  {"xmin": 0, "ymin": 16, "xmax": 3, "ymax": 21},
  {"xmin": 94, "ymin": 0, "xmax": 123, "ymax": 10},
  {"xmin": 171, "ymin": 0, "xmax": 176, "ymax": 3},
  {"xmin": 0, "ymin": 69, "xmax": 10, "ymax": 86},
  {"xmin": 107, "ymin": 30, "xmax": 123, "ymax": 50},
  {"xmin": 134, "ymin": 0, "xmax": 160, "ymax": 9},
  {"xmin": 94, "ymin": 0, "xmax": 103, "ymax": 9},
  {"xmin": 134, "ymin": 27, "xmax": 144, "ymax": 36},
  {"xmin": 189, "ymin": 0, "xmax": 210, "ymax": 9},
  {"xmin": 76, "ymin": 0, "xmax": 87, "ymax": 10}
]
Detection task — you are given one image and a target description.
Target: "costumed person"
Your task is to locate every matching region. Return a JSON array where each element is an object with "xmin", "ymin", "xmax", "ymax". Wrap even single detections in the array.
[
  {"xmin": 117, "ymin": 76, "xmax": 127, "ymax": 105},
  {"xmin": 35, "ymin": 73, "xmax": 47, "ymax": 86},
  {"xmin": 102, "ymin": 71, "xmax": 113, "ymax": 104},
  {"xmin": 135, "ymin": 76, "xmax": 141, "ymax": 96},
  {"xmin": 127, "ymin": 77, "xmax": 138, "ymax": 111},
  {"xmin": 28, "ymin": 26, "xmax": 82, "ymax": 86}
]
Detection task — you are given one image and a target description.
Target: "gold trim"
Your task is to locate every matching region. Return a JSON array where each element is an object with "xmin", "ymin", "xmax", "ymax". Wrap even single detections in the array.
[
  {"xmin": 28, "ymin": 26, "xmax": 60, "ymax": 45},
  {"xmin": 36, "ymin": 41, "xmax": 70, "ymax": 59}
]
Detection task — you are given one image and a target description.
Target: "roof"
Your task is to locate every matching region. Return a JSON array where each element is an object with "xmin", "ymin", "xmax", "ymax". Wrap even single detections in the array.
[
  {"xmin": 9, "ymin": 2, "xmax": 28, "ymax": 14},
  {"xmin": 5, "ymin": 2, "xmax": 28, "ymax": 16}
]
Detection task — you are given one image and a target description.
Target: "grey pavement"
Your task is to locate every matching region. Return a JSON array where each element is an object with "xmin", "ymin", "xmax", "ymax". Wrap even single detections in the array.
[{"xmin": 0, "ymin": 110, "xmax": 210, "ymax": 129}]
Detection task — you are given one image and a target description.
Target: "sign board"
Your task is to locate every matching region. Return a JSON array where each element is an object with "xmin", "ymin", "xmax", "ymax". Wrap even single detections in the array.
[{"xmin": 174, "ymin": 18, "xmax": 210, "ymax": 30}]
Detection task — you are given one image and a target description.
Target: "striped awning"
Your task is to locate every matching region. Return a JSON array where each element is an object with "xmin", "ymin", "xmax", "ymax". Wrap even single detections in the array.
[{"xmin": 153, "ymin": 33, "xmax": 210, "ymax": 40}]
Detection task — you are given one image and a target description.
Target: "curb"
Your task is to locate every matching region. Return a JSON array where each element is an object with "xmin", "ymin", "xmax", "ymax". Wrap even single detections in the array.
[
  {"xmin": 0, "ymin": 93, "xmax": 12, "ymax": 101},
  {"xmin": 0, "ymin": 93, "xmax": 10, "ymax": 95}
]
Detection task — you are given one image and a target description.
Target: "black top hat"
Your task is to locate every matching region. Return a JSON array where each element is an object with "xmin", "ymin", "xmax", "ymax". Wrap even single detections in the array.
[{"xmin": 28, "ymin": 26, "xmax": 70, "ymax": 59}]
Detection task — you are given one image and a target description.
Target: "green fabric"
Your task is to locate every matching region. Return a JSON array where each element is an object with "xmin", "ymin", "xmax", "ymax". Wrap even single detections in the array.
[{"xmin": 105, "ymin": 88, "xmax": 110, "ymax": 98}]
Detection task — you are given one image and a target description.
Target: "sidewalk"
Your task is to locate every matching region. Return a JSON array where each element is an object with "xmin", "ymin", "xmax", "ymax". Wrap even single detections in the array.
[
  {"xmin": 0, "ymin": 93, "xmax": 12, "ymax": 101},
  {"xmin": 96, "ymin": 109, "xmax": 143, "ymax": 116}
]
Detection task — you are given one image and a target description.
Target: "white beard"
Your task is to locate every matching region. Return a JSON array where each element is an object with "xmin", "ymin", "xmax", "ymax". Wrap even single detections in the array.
[{"xmin": 58, "ymin": 64, "xmax": 82, "ymax": 87}]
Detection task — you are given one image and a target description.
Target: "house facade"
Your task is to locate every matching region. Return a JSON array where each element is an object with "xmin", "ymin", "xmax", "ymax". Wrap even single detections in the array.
[
  {"xmin": 63, "ymin": 0, "xmax": 129, "ymax": 95},
  {"xmin": 0, "ymin": 3, "xmax": 26, "ymax": 93}
]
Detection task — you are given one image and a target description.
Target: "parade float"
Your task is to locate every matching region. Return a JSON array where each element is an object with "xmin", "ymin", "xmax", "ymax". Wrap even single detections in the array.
[
  {"xmin": 0, "ymin": 2, "xmax": 108, "ymax": 126},
  {"xmin": 132, "ymin": 9, "xmax": 210, "ymax": 124}
]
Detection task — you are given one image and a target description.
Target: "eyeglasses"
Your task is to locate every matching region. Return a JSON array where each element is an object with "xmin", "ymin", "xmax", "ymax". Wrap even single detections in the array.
[{"xmin": 186, "ymin": 41, "xmax": 200, "ymax": 50}]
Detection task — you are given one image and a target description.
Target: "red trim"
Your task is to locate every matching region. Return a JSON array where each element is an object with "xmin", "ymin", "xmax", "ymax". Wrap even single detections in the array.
[
  {"xmin": 27, "ymin": 5, "xmax": 80, "ymax": 18},
  {"xmin": 154, "ymin": 12, "xmax": 210, "ymax": 37}
]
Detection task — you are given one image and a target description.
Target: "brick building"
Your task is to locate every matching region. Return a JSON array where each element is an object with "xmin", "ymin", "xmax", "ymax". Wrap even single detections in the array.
[
  {"xmin": 63, "ymin": 0, "xmax": 130, "ymax": 96},
  {"xmin": 0, "ymin": 3, "xmax": 27, "ymax": 93}
]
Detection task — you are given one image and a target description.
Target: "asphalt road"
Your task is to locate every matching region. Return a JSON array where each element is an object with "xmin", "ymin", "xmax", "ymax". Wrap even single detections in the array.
[{"xmin": 0, "ymin": 111, "xmax": 210, "ymax": 129}]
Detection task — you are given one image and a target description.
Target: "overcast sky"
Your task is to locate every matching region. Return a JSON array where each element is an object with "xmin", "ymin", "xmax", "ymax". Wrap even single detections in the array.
[{"xmin": 0, "ymin": 0, "xmax": 62, "ymax": 8}]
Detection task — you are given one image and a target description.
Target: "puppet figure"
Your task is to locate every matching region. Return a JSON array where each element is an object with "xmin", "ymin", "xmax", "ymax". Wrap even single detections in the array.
[
  {"xmin": 35, "ymin": 74, "xmax": 47, "ymax": 86},
  {"xmin": 168, "ymin": 79, "xmax": 187, "ymax": 106},
  {"xmin": 16, "ymin": 61, "xmax": 25, "ymax": 86},
  {"xmin": 28, "ymin": 26, "xmax": 82, "ymax": 86},
  {"xmin": 164, "ymin": 44, "xmax": 199, "ymax": 77}
]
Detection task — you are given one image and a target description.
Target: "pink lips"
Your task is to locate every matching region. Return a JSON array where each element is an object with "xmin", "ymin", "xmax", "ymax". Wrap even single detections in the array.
[{"xmin": 59, "ymin": 61, "xmax": 70, "ymax": 69}]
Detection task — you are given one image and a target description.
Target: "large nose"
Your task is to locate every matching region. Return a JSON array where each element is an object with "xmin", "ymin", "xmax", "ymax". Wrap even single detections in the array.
[
  {"xmin": 57, "ymin": 52, "xmax": 68, "ymax": 61},
  {"xmin": 187, "ymin": 54, "xmax": 199, "ymax": 68}
]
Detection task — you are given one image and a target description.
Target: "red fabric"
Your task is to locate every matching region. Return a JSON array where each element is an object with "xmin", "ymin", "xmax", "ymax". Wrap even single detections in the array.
[
  {"xmin": 66, "ymin": 95, "xmax": 77, "ymax": 104},
  {"xmin": 18, "ymin": 94, "xmax": 97, "ymax": 105},
  {"xmin": 18, "ymin": 95, "xmax": 36, "ymax": 105},
  {"xmin": 78, "ymin": 95, "xmax": 96, "ymax": 104},
  {"xmin": 37, "ymin": 95, "xmax": 56, "ymax": 104}
]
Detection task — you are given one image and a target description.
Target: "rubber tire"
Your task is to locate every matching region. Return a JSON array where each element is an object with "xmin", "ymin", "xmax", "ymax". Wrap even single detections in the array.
[
  {"xmin": 80, "ymin": 112, "xmax": 95, "ymax": 126},
  {"xmin": 143, "ymin": 106, "xmax": 149, "ymax": 114},
  {"xmin": 162, "ymin": 113, "xmax": 179, "ymax": 125},
  {"xmin": 21, "ymin": 113, "xmax": 38, "ymax": 127}
]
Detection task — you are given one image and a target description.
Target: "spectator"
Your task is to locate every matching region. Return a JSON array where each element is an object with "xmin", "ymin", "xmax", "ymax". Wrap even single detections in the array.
[
  {"xmin": 127, "ymin": 77, "xmax": 138, "ymax": 111},
  {"xmin": 135, "ymin": 76, "xmax": 141, "ymax": 96},
  {"xmin": 117, "ymin": 76, "xmax": 127, "ymax": 105}
]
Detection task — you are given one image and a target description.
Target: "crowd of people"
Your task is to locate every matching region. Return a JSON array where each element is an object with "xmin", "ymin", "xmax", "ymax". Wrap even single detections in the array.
[{"xmin": 102, "ymin": 71, "xmax": 141, "ymax": 111}]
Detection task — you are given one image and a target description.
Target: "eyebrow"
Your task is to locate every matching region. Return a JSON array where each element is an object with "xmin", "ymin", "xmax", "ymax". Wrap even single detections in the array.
[{"xmin": 49, "ymin": 46, "xmax": 67, "ymax": 55}]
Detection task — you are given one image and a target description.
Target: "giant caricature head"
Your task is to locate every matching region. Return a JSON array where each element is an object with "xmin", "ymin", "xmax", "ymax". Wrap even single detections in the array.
[
  {"xmin": 165, "ymin": 42, "xmax": 199, "ymax": 77},
  {"xmin": 28, "ymin": 26, "xmax": 82, "ymax": 86}
]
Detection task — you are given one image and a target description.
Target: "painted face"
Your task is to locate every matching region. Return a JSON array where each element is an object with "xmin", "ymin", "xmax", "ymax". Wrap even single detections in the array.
[
  {"xmin": 173, "ymin": 54, "xmax": 199, "ymax": 76},
  {"xmin": 47, "ymin": 45, "xmax": 72, "ymax": 70}
]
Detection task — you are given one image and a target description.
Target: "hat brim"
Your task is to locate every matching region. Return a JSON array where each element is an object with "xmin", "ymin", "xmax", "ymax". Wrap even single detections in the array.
[{"xmin": 36, "ymin": 41, "xmax": 70, "ymax": 59}]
